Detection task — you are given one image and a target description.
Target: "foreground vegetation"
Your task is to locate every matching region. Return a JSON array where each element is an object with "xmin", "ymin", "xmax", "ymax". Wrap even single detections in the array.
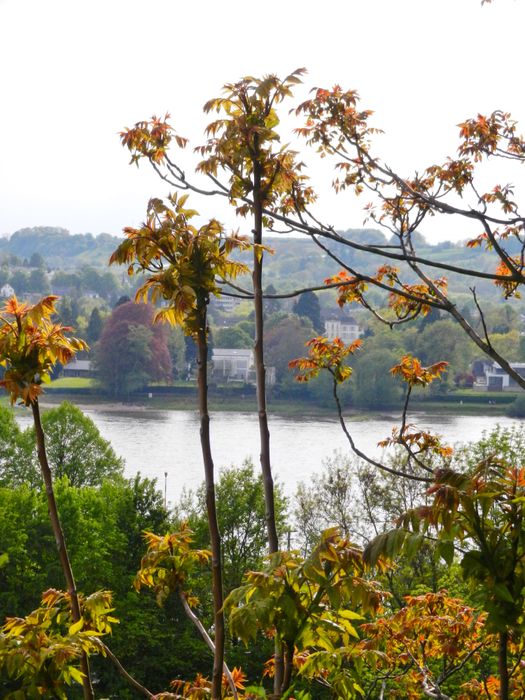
[{"xmin": 1, "ymin": 397, "xmax": 525, "ymax": 698}]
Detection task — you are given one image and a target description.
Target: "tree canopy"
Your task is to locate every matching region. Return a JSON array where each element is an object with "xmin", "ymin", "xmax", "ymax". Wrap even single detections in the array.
[{"xmin": 95, "ymin": 301, "xmax": 172, "ymax": 396}]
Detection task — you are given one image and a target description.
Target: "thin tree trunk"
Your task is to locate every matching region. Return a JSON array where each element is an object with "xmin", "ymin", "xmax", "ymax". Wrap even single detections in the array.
[
  {"xmin": 196, "ymin": 299, "xmax": 225, "ymax": 700},
  {"xmin": 498, "ymin": 630, "xmax": 509, "ymax": 700},
  {"xmin": 252, "ymin": 160, "xmax": 283, "ymax": 695},
  {"xmin": 281, "ymin": 642, "xmax": 294, "ymax": 695},
  {"xmin": 31, "ymin": 400, "xmax": 94, "ymax": 700},
  {"xmin": 252, "ymin": 165, "xmax": 279, "ymax": 554}
]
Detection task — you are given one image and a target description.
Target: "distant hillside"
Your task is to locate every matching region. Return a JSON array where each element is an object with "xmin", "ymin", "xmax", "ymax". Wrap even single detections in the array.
[
  {"xmin": 1, "ymin": 225, "xmax": 516, "ymax": 304},
  {"xmin": 0, "ymin": 227, "xmax": 121, "ymax": 269},
  {"xmin": 261, "ymin": 229, "xmax": 493, "ymax": 296}
]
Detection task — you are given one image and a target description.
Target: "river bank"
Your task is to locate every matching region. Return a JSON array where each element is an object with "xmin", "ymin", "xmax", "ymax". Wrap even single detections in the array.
[{"xmin": 38, "ymin": 387, "xmax": 516, "ymax": 419}]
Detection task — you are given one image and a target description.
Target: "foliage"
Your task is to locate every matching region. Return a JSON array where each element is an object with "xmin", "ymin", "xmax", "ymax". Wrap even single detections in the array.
[
  {"xmin": 134, "ymin": 525, "xmax": 211, "ymax": 607},
  {"xmin": 166, "ymin": 325, "xmax": 187, "ymax": 378},
  {"xmin": 35, "ymin": 402, "xmax": 124, "ymax": 487},
  {"xmin": 506, "ymin": 394, "xmax": 525, "ymax": 417},
  {"xmin": 350, "ymin": 348, "xmax": 402, "ymax": 409},
  {"xmin": 367, "ymin": 458, "xmax": 525, "ymax": 637},
  {"xmin": 294, "ymin": 454, "xmax": 356, "ymax": 554},
  {"xmin": 225, "ymin": 528, "xmax": 387, "ymax": 696},
  {"xmin": 0, "ymin": 407, "xmax": 37, "ymax": 487},
  {"xmin": 214, "ymin": 326, "xmax": 253, "ymax": 350},
  {"xmin": 292, "ymin": 292, "xmax": 323, "ymax": 334},
  {"xmin": 0, "ymin": 296, "xmax": 87, "ymax": 406},
  {"xmin": 85, "ymin": 307, "xmax": 103, "ymax": 345},
  {"xmin": 0, "ymin": 475, "xmax": 189, "ymax": 696},
  {"xmin": 289, "ymin": 336, "xmax": 361, "ymax": 384},
  {"xmin": 95, "ymin": 301, "xmax": 171, "ymax": 396},
  {"xmin": 359, "ymin": 590, "xmax": 489, "ymax": 699},
  {"xmin": 175, "ymin": 461, "xmax": 288, "ymax": 593},
  {"xmin": 0, "ymin": 588, "xmax": 116, "ymax": 699},
  {"xmin": 110, "ymin": 193, "xmax": 251, "ymax": 336},
  {"xmin": 264, "ymin": 315, "xmax": 315, "ymax": 384}
]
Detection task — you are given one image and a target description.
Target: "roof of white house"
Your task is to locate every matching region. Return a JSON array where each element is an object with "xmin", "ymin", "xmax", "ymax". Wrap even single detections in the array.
[
  {"xmin": 325, "ymin": 316, "xmax": 359, "ymax": 325},
  {"xmin": 64, "ymin": 359, "xmax": 92, "ymax": 371},
  {"xmin": 212, "ymin": 348, "xmax": 253, "ymax": 357}
]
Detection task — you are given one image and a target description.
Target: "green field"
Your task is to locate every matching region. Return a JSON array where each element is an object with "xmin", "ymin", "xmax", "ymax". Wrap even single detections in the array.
[{"xmin": 47, "ymin": 377, "xmax": 95, "ymax": 390}]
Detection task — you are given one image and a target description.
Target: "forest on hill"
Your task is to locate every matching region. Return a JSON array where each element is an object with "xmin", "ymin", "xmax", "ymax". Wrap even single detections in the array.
[{"xmin": 0, "ymin": 224, "xmax": 505, "ymax": 296}]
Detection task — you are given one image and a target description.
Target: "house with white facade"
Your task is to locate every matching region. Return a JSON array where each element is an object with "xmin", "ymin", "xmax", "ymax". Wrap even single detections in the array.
[
  {"xmin": 324, "ymin": 316, "xmax": 362, "ymax": 343},
  {"xmin": 62, "ymin": 359, "xmax": 94, "ymax": 378},
  {"xmin": 0, "ymin": 283, "xmax": 15, "ymax": 298},
  {"xmin": 212, "ymin": 348, "xmax": 254, "ymax": 383},
  {"xmin": 211, "ymin": 348, "xmax": 275, "ymax": 386},
  {"xmin": 474, "ymin": 360, "xmax": 525, "ymax": 391}
]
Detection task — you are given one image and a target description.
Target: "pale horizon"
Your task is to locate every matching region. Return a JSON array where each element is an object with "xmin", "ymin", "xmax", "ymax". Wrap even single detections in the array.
[{"xmin": 1, "ymin": 0, "xmax": 523, "ymax": 243}]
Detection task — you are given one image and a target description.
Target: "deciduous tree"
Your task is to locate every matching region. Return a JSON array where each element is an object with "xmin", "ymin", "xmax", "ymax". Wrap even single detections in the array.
[
  {"xmin": 292, "ymin": 291, "xmax": 323, "ymax": 334},
  {"xmin": 95, "ymin": 301, "xmax": 171, "ymax": 397},
  {"xmin": 32, "ymin": 402, "xmax": 123, "ymax": 487},
  {"xmin": 0, "ymin": 296, "xmax": 94, "ymax": 699}
]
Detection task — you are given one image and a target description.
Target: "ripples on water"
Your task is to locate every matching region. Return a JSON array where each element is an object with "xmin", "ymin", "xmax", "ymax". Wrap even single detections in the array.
[{"xmin": 15, "ymin": 406, "xmax": 523, "ymax": 506}]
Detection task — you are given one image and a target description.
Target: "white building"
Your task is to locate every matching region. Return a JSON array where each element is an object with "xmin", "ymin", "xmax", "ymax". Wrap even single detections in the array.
[
  {"xmin": 0, "ymin": 283, "xmax": 15, "ymax": 298},
  {"xmin": 324, "ymin": 317, "xmax": 362, "ymax": 343},
  {"xmin": 475, "ymin": 361, "xmax": 525, "ymax": 391},
  {"xmin": 212, "ymin": 296, "xmax": 242, "ymax": 313},
  {"xmin": 211, "ymin": 348, "xmax": 275, "ymax": 386},
  {"xmin": 62, "ymin": 359, "xmax": 94, "ymax": 378},
  {"xmin": 212, "ymin": 348, "xmax": 254, "ymax": 383}
]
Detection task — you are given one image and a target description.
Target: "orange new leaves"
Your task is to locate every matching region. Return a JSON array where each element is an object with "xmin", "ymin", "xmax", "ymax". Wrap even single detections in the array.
[
  {"xmin": 120, "ymin": 113, "xmax": 187, "ymax": 165},
  {"xmin": 325, "ymin": 268, "xmax": 447, "ymax": 318},
  {"xmin": 134, "ymin": 525, "xmax": 211, "ymax": 607},
  {"xmin": 458, "ymin": 111, "xmax": 525, "ymax": 161},
  {"xmin": 325, "ymin": 270, "xmax": 368, "ymax": 307},
  {"xmin": 360, "ymin": 591, "xmax": 487, "ymax": 700},
  {"xmin": 0, "ymin": 588, "xmax": 116, "ymax": 698},
  {"xmin": 494, "ymin": 256, "xmax": 522, "ymax": 298},
  {"xmin": 196, "ymin": 69, "xmax": 315, "ymax": 218},
  {"xmin": 296, "ymin": 85, "xmax": 377, "ymax": 158},
  {"xmin": 289, "ymin": 336, "xmax": 362, "ymax": 384},
  {"xmin": 391, "ymin": 355, "xmax": 448, "ymax": 387},
  {"xmin": 379, "ymin": 353, "xmax": 452, "ymax": 460},
  {"xmin": 0, "ymin": 296, "xmax": 87, "ymax": 406},
  {"xmin": 378, "ymin": 424, "xmax": 453, "ymax": 459},
  {"xmin": 164, "ymin": 668, "xmax": 246, "ymax": 700}
]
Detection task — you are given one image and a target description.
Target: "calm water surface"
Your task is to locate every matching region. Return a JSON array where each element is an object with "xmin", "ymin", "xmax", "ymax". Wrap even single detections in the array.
[{"xmin": 15, "ymin": 407, "xmax": 523, "ymax": 506}]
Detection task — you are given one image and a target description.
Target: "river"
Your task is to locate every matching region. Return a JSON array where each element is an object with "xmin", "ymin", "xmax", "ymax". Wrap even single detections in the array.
[{"xmin": 15, "ymin": 405, "xmax": 524, "ymax": 507}]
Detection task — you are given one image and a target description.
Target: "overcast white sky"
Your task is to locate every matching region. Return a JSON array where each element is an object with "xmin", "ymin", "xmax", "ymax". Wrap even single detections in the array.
[{"xmin": 1, "ymin": 0, "xmax": 523, "ymax": 242}]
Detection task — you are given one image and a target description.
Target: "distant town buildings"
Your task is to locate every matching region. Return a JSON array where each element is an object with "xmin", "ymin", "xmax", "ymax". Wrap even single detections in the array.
[{"xmin": 212, "ymin": 296, "xmax": 242, "ymax": 313}]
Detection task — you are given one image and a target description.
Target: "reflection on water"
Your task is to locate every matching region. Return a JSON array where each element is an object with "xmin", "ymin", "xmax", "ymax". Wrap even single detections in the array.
[{"xmin": 15, "ymin": 407, "xmax": 523, "ymax": 506}]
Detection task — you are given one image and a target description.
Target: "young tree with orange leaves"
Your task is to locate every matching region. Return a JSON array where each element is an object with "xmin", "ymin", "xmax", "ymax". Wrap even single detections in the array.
[
  {"xmin": 120, "ymin": 71, "xmax": 315, "ymax": 694},
  {"xmin": 0, "ymin": 296, "xmax": 95, "ymax": 699},
  {"xmin": 110, "ymin": 192, "xmax": 250, "ymax": 700}
]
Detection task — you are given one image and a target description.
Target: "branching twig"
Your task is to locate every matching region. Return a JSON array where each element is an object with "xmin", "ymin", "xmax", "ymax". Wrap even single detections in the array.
[
  {"xmin": 98, "ymin": 641, "xmax": 155, "ymax": 699},
  {"xmin": 179, "ymin": 592, "xmax": 239, "ymax": 700}
]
